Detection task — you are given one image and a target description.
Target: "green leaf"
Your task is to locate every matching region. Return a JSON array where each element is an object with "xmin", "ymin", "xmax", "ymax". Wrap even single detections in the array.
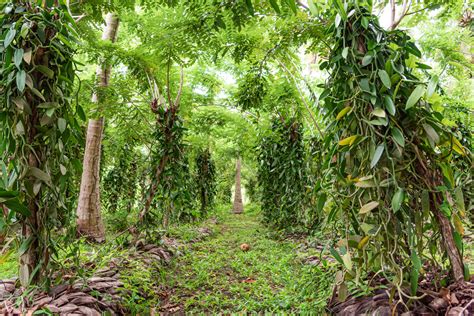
[
  {"xmin": 384, "ymin": 96, "xmax": 396, "ymax": 115},
  {"xmin": 268, "ymin": 0, "xmax": 281, "ymax": 13},
  {"xmin": 16, "ymin": 70, "xmax": 26, "ymax": 92},
  {"xmin": 35, "ymin": 65, "xmax": 54, "ymax": 79},
  {"xmin": 391, "ymin": 188, "xmax": 404, "ymax": 212},
  {"xmin": 58, "ymin": 118, "xmax": 67, "ymax": 133},
  {"xmin": 378, "ymin": 70, "xmax": 391, "ymax": 89},
  {"xmin": 76, "ymin": 105, "xmax": 86, "ymax": 121},
  {"xmin": 20, "ymin": 22, "xmax": 29, "ymax": 38},
  {"xmin": 362, "ymin": 55, "xmax": 373, "ymax": 66},
  {"xmin": 416, "ymin": 62, "xmax": 431, "ymax": 69},
  {"xmin": 342, "ymin": 252, "xmax": 352, "ymax": 270},
  {"xmin": 308, "ymin": 0, "xmax": 318, "ymax": 15},
  {"xmin": 330, "ymin": 247, "xmax": 344, "ymax": 265},
  {"xmin": 426, "ymin": 75, "xmax": 438, "ymax": 98},
  {"xmin": 4, "ymin": 46, "xmax": 13, "ymax": 68},
  {"xmin": 4, "ymin": 28, "xmax": 16, "ymax": 48},
  {"xmin": 422, "ymin": 123, "xmax": 439, "ymax": 145},
  {"xmin": 361, "ymin": 16, "xmax": 369, "ymax": 29},
  {"xmin": 440, "ymin": 163, "xmax": 454, "ymax": 189},
  {"xmin": 406, "ymin": 85, "xmax": 425, "ymax": 109},
  {"xmin": 391, "ymin": 127, "xmax": 405, "ymax": 147},
  {"xmin": 4, "ymin": 199, "xmax": 30, "ymax": 217},
  {"xmin": 411, "ymin": 250, "xmax": 421, "ymax": 270},
  {"xmin": 421, "ymin": 190, "xmax": 430, "ymax": 215},
  {"xmin": 370, "ymin": 145, "xmax": 384, "ymax": 168},
  {"xmin": 452, "ymin": 232, "xmax": 462, "ymax": 253},
  {"xmin": 410, "ymin": 268, "xmax": 419, "ymax": 296},
  {"xmin": 454, "ymin": 188, "xmax": 465, "ymax": 215},
  {"xmin": 18, "ymin": 237, "xmax": 32, "ymax": 256},
  {"xmin": 359, "ymin": 201, "xmax": 379, "ymax": 214},
  {"xmin": 14, "ymin": 48, "xmax": 24, "ymax": 69},
  {"xmin": 15, "ymin": 121, "xmax": 24, "ymax": 135},
  {"xmin": 372, "ymin": 108, "xmax": 386, "ymax": 118},
  {"xmin": 355, "ymin": 180, "xmax": 376, "ymax": 188},
  {"xmin": 286, "ymin": 0, "xmax": 297, "ymax": 13},
  {"xmin": 316, "ymin": 193, "xmax": 327, "ymax": 212},
  {"xmin": 359, "ymin": 78, "xmax": 370, "ymax": 92},
  {"xmin": 342, "ymin": 47, "xmax": 349, "ymax": 59},
  {"xmin": 245, "ymin": 0, "xmax": 254, "ymax": 15},
  {"xmin": 29, "ymin": 167, "xmax": 51, "ymax": 183},
  {"xmin": 369, "ymin": 118, "xmax": 387, "ymax": 126},
  {"xmin": 332, "ymin": 0, "xmax": 347, "ymax": 20}
]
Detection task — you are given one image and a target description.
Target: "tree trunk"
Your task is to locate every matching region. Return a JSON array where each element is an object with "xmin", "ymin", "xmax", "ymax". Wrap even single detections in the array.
[
  {"xmin": 431, "ymin": 193, "xmax": 465, "ymax": 282},
  {"xmin": 76, "ymin": 13, "xmax": 119, "ymax": 241},
  {"xmin": 20, "ymin": 106, "xmax": 41, "ymax": 286},
  {"xmin": 76, "ymin": 118, "xmax": 106, "ymax": 241},
  {"xmin": 140, "ymin": 155, "xmax": 169, "ymax": 223},
  {"xmin": 233, "ymin": 158, "xmax": 243, "ymax": 214}
]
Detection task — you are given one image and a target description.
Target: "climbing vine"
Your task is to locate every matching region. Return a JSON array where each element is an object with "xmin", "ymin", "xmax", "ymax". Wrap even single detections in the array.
[
  {"xmin": 194, "ymin": 148, "xmax": 216, "ymax": 217},
  {"xmin": 140, "ymin": 68, "xmax": 195, "ymax": 232},
  {"xmin": 257, "ymin": 116, "xmax": 307, "ymax": 229},
  {"xmin": 320, "ymin": 5, "xmax": 470, "ymax": 301},
  {"xmin": 103, "ymin": 144, "xmax": 139, "ymax": 213},
  {"xmin": 0, "ymin": 1, "xmax": 81, "ymax": 287}
]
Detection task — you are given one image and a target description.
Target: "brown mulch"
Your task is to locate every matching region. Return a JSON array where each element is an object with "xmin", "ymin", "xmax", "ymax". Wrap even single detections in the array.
[
  {"xmin": 328, "ymin": 280, "xmax": 474, "ymax": 315},
  {"xmin": 0, "ymin": 243, "xmax": 174, "ymax": 315},
  {"xmin": 0, "ymin": 226, "xmax": 214, "ymax": 315}
]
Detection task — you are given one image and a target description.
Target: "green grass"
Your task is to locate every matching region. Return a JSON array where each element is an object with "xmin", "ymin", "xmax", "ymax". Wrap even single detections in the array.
[
  {"xmin": 159, "ymin": 205, "xmax": 334, "ymax": 313},
  {"xmin": 0, "ymin": 250, "xmax": 17, "ymax": 279}
]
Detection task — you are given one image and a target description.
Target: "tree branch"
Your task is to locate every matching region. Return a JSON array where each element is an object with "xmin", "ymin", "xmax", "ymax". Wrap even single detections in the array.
[
  {"xmin": 174, "ymin": 66, "xmax": 184, "ymax": 108},
  {"xmin": 166, "ymin": 61, "xmax": 172, "ymax": 110},
  {"xmin": 390, "ymin": 0, "xmax": 412, "ymax": 30}
]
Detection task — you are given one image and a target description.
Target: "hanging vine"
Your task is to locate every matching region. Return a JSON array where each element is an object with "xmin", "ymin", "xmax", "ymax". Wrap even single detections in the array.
[
  {"xmin": 320, "ymin": 5, "xmax": 470, "ymax": 302},
  {"xmin": 257, "ymin": 116, "xmax": 307, "ymax": 229},
  {"xmin": 194, "ymin": 148, "xmax": 216, "ymax": 217},
  {"xmin": 140, "ymin": 66, "xmax": 194, "ymax": 231},
  {"xmin": 103, "ymin": 143, "xmax": 138, "ymax": 214},
  {"xmin": 0, "ymin": 1, "xmax": 80, "ymax": 287}
]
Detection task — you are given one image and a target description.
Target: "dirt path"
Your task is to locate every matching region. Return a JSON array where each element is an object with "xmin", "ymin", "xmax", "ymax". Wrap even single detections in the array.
[{"xmin": 158, "ymin": 209, "xmax": 333, "ymax": 314}]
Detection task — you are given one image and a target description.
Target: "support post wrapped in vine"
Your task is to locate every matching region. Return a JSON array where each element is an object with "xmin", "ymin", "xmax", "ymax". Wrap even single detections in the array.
[
  {"xmin": 320, "ymin": 5, "xmax": 469, "ymax": 300},
  {"xmin": 0, "ymin": 2, "xmax": 80, "ymax": 286},
  {"xmin": 140, "ymin": 66, "xmax": 193, "ymax": 229},
  {"xmin": 195, "ymin": 148, "xmax": 216, "ymax": 217}
]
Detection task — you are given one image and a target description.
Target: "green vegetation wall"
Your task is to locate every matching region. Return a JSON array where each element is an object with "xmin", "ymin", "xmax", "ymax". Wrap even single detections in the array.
[{"xmin": 319, "ymin": 5, "xmax": 470, "ymax": 296}]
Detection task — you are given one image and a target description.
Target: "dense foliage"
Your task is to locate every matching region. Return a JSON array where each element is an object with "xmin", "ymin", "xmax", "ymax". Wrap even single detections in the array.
[
  {"xmin": 320, "ymin": 5, "xmax": 470, "ymax": 297},
  {"xmin": 0, "ymin": 1, "xmax": 81, "ymax": 286},
  {"xmin": 0, "ymin": 0, "xmax": 472, "ymax": 313},
  {"xmin": 195, "ymin": 148, "xmax": 217, "ymax": 216},
  {"xmin": 257, "ymin": 116, "xmax": 307, "ymax": 228}
]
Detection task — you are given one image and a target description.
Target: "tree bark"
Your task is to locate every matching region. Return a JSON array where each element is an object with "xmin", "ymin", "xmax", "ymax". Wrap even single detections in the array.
[
  {"xmin": 20, "ymin": 103, "xmax": 40, "ymax": 286},
  {"xmin": 233, "ymin": 158, "xmax": 243, "ymax": 214},
  {"xmin": 76, "ymin": 118, "xmax": 106, "ymax": 241},
  {"xmin": 140, "ymin": 155, "xmax": 168, "ymax": 223},
  {"xmin": 76, "ymin": 13, "xmax": 119, "ymax": 241},
  {"xmin": 431, "ymin": 193, "xmax": 465, "ymax": 282}
]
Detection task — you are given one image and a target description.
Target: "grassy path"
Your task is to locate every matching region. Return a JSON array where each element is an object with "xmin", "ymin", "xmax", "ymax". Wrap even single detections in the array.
[{"xmin": 159, "ymin": 208, "xmax": 333, "ymax": 314}]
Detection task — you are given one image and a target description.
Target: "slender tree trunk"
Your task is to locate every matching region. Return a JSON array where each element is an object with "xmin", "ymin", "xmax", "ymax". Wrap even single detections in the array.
[
  {"xmin": 233, "ymin": 158, "xmax": 243, "ymax": 214},
  {"xmin": 140, "ymin": 155, "xmax": 168, "ymax": 223},
  {"xmin": 76, "ymin": 13, "xmax": 119, "ymax": 241},
  {"xmin": 20, "ymin": 105, "xmax": 40, "ymax": 286},
  {"xmin": 431, "ymin": 193, "xmax": 465, "ymax": 282},
  {"xmin": 76, "ymin": 118, "xmax": 106, "ymax": 241}
]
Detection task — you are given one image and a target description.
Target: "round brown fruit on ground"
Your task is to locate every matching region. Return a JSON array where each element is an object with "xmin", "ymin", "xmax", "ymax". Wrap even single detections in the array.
[{"xmin": 240, "ymin": 243, "xmax": 250, "ymax": 251}]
